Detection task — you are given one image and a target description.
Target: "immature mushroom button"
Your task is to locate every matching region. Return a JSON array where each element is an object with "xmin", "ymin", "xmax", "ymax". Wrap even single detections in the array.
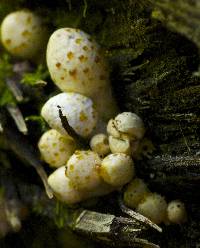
[
  {"xmin": 107, "ymin": 119, "xmax": 120, "ymax": 138},
  {"xmin": 109, "ymin": 136, "xmax": 131, "ymax": 155},
  {"xmin": 114, "ymin": 112, "xmax": 145, "ymax": 140},
  {"xmin": 123, "ymin": 178, "xmax": 150, "ymax": 209},
  {"xmin": 136, "ymin": 193, "xmax": 167, "ymax": 224},
  {"xmin": 66, "ymin": 150, "xmax": 102, "ymax": 191},
  {"xmin": 48, "ymin": 166, "xmax": 83, "ymax": 205},
  {"xmin": 1, "ymin": 10, "xmax": 48, "ymax": 59},
  {"xmin": 167, "ymin": 200, "xmax": 187, "ymax": 224},
  {"xmin": 90, "ymin": 133, "xmax": 110, "ymax": 157},
  {"xmin": 38, "ymin": 129, "xmax": 77, "ymax": 168},
  {"xmin": 100, "ymin": 153, "xmax": 135, "ymax": 187},
  {"xmin": 41, "ymin": 92, "xmax": 98, "ymax": 138}
]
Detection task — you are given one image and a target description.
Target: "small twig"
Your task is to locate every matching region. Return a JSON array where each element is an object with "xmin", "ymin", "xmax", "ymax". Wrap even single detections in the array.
[
  {"xmin": 1, "ymin": 114, "xmax": 53, "ymax": 199},
  {"xmin": 58, "ymin": 106, "xmax": 88, "ymax": 147},
  {"xmin": 83, "ymin": 0, "xmax": 88, "ymax": 18},
  {"xmin": 6, "ymin": 104, "xmax": 28, "ymax": 135},
  {"xmin": 6, "ymin": 77, "xmax": 24, "ymax": 102}
]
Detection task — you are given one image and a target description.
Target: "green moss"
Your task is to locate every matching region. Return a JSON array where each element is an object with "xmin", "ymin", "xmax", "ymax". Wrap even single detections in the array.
[
  {"xmin": 21, "ymin": 65, "xmax": 49, "ymax": 86},
  {"xmin": 0, "ymin": 53, "xmax": 16, "ymax": 106}
]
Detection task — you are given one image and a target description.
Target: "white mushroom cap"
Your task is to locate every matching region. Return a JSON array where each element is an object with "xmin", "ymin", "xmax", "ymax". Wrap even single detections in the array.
[
  {"xmin": 90, "ymin": 133, "xmax": 110, "ymax": 157},
  {"xmin": 48, "ymin": 166, "xmax": 82, "ymax": 205},
  {"xmin": 108, "ymin": 136, "xmax": 131, "ymax": 155},
  {"xmin": 66, "ymin": 150, "xmax": 102, "ymax": 191},
  {"xmin": 46, "ymin": 28, "xmax": 109, "ymax": 97},
  {"xmin": 38, "ymin": 129, "xmax": 77, "ymax": 168},
  {"xmin": 41, "ymin": 92, "xmax": 98, "ymax": 138},
  {"xmin": 167, "ymin": 200, "xmax": 187, "ymax": 224},
  {"xmin": 114, "ymin": 112, "xmax": 145, "ymax": 140},
  {"xmin": 123, "ymin": 178, "xmax": 150, "ymax": 209},
  {"xmin": 1, "ymin": 10, "xmax": 48, "ymax": 59},
  {"xmin": 100, "ymin": 153, "xmax": 135, "ymax": 187},
  {"xmin": 136, "ymin": 193, "xmax": 167, "ymax": 224},
  {"xmin": 46, "ymin": 28, "xmax": 118, "ymax": 119},
  {"xmin": 107, "ymin": 119, "xmax": 120, "ymax": 138}
]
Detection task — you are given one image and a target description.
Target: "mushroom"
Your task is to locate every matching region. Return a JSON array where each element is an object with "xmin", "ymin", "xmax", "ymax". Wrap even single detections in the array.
[
  {"xmin": 107, "ymin": 112, "xmax": 145, "ymax": 156},
  {"xmin": 100, "ymin": 153, "xmax": 135, "ymax": 187},
  {"xmin": 46, "ymin": 28, "xmax": 118, "ymax": 120},
  {"xmin": 38, "ymin": 129, "xmax": 77, "ymax": 168},
  {"xmin": 66, "ymin": 150, "xmax": 102, "ymax": 191},
  {"xmin": 48, "ymin": 166, "xmax": 83, "ymax": 205},
  {"xmin": 111, "ymin": 112, "xmax": 145, "ymax": 141},
  {"xmin": 136, "ymin": 193, "xmax": 167, "ymax": 224},
  {"xmin": 41, "ymin": 92, "xmax": 98, "ymax": 138},
  {"xmin": 123, "ymin": 178, "xmax": 150, "ymax": 209},
  {"xmin": 167, "ymin": 200, "xmax": 187, "ymax": 224},
  {"xmin": 1, "ymin": 10, "xmax": 48, "ymax": 59},
  {"xmin": 90, "ymin": 133, "xmax": 110, "ymax": 157}
]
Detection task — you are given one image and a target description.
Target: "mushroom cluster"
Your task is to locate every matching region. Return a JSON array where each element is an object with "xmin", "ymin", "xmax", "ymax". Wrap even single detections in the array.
[
  {"xmin": 124, "ymin": 178, "xmax": 187, "ymax": 225},
  {"xmin": 0, "ymin": 11, "xmax": 187, "ymax": 226},
  {"xmin": 40, "ymin": 111, "xmax": 138, "ymax": 205}
]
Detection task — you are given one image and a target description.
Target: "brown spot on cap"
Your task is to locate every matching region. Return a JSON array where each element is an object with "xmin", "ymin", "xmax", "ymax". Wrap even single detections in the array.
[
  {"xmin": 67, "ymin": 51, "xmax": 74, "ymax": 60},
  {"xmin": 79, "ymin": 111, "xmax": 88, "ymax": 121},
  {"xmin": 21, "ymin": 30, "xmax": 30, "ymax": 37},
  {"xmin": 5, "ymin": 39, "xmax": 11, "ymax": 45},
  {"xmin": 75, "ymin": 38, "xmax": 82, "ymax": 44},
  {"xmin": 79, "ymin": 55, "xmax": 88, "ymax": 62},
  {"xmin": 56, "ymin": 63, "xmax": 61, "ymax": 68},
  {"xmin": 83, "ymin": 46, "xmax": 89, "ymax": 51},
  {"xmin": 61, "ymin": 76, "xmax": 65, "ymax": 80},
  {"xmin": 83, "ymin": 68, "xmax": 89, "ymax": 74},
  {"xmin": 69, "ymin": 69, "xmax": 77, "ymax": 79},
  {"xmin": 26, "ymin": 16, "xmax": 32, "ymax": 24}
]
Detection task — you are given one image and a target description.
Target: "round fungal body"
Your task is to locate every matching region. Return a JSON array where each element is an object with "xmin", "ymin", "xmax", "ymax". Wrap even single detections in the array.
[
  {"xmin": 38, "ymin": 129, "xmax": 77, "ymax": 168},
  {"xmin": 123, "ymin": 178, "xmax": 149, "ymax": 209},
  {"xmin": 90, "ymin": 134, "xmax": 110, "ymax": 157},
  {"xmin": 66, "ymin": 150, "xmax": 102, "ymax": 191},
  {"xmin": 167, "ymin": 200, "xmax": 187, "ymax": 224},
  {"xmin": 41, "ymin": 92, "xmax": 98, "ymax": 138},
  {"xmin": 1, "ymin": 10, "xmax": 48, "ymax": 59},
  {"xmin": 136, "ymin": 193, "xmax": 167, "ymax": 224},
  {"xmin": 107, "ymin": 119, "xmax": 120, "ymax": 138},
  {"xmin": 100, "ymin": 153, "xmax": 134, "ymax": 187},
  {"xmin": 108, "ymin": 135, "xmax": 131, "ymax": 155},
  {"xmin": 48, "ymin": 166, "xmax": 82, "ymax": 205},
  {"xmin": 46, "ymin": 28, "xmax": 117, "ymax": 119},
  {"xmin": 114, "ymin": 112, "xmax": 145, "ymax": 140}
]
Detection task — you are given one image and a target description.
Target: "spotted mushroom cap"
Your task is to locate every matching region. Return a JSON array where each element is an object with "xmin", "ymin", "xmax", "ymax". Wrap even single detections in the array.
[
  {"xmin": 48, "ymin": 166, "xmax": 82, "ymax": 205},
  {"xmin": 66, "ymin": 150, "xmax": 102, "ymax": 191},
  {"xmin": 167, "ymin": 200, "xmax": 187, "ymax": 224},
  {"xmin": 123, "ymin": 178, "xmax": 150, "ymax": 209},
  {"xmin": 100, "ymin": 153, "xmax": 135, "ymax": 187},
  {"xmin": 1, "ymin": 10, "xmax": 48, "ymax": 59},
  {"xmin": 38, "ymin": 129, "xmax": 77, "ymax": 168},
  {"xmin": 114, "ymin": 112, "xmax": 145, "ymax": 140},
  {"xmin": 46, "ymin": 28, "xmax": 109, "ymax": 97},
  {"xmin": 41, "ymin": 92, "xmax": 98, "ymax": 138}
]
